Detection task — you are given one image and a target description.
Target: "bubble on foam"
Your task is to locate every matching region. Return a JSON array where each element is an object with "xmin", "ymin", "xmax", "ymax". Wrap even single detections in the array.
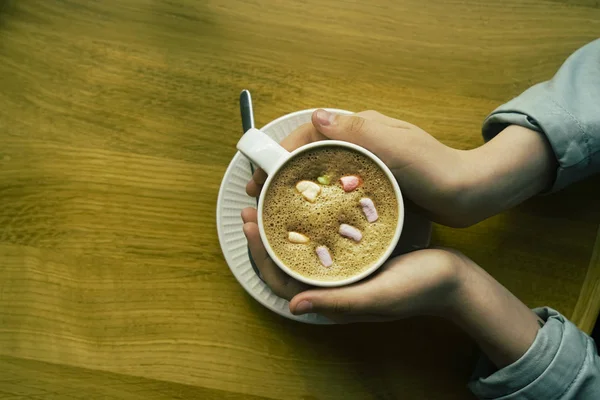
[{"xmin": 263, "ymin": 146, "xmax": 399, "ymax": 281}]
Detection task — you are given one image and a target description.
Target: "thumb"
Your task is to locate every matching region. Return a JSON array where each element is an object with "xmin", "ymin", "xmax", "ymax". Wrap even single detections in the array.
[
  {"xmin": 311, "ymin": 109, "xmax": 393, "ymax": 151},
  {"xmin": 289, "ymin": 281, "xmax": 380, "ymax": 316}
]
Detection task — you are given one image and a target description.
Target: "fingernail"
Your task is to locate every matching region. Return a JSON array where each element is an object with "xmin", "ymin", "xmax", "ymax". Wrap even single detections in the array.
[
  {"xmin": 315, "ymin": 109, "xmax": 335, "ymax": 126},
  {"xmin": 294, "ymin": 300, "xmax": 313, "ymax": 315}
]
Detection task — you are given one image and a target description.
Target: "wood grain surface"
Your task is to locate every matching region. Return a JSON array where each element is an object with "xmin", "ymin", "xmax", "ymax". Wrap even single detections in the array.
[{"xmin": 1, "ymin": 0, "xmax": 599, "ymax": 399}]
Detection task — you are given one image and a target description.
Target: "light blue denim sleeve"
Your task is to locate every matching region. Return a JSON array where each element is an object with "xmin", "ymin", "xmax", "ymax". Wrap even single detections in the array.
[
  {"xmin": 469, "ymin": 308, "xmax": 600, "ymax": 399},
  {"xmin": 482, "ymin": 39, "xmax": 600, "ymax": 192}
]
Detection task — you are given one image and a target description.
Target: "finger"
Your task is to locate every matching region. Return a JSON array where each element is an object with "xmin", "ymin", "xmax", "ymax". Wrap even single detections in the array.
[
  {"xmin": 278, "ymin": 122, "xmax": 327, "ymax": 151},
  {"xmin": 241, "ymin": 207, "xmax": 258, "ymax": 224},
  {"xmin": 252, "ymin": 168, "xmax": 268, "ymax": 185},
  {"xmin": 246, "ymin": 171, "xmax": 265, "ymax": 197},
  {"xmin": 289, "ymin": 276, "xmax": 384, "ymax": 316},
  {"xmin": 355, "ymin": 110, "xmax": 413, "ymax": 129},
  {"xmin": 311, "ymin": 109, "xmax": 398, "ymax": 164},
  {"xmin": 242, "ymin": 220, "xmax": 308, "ymax": 300}
]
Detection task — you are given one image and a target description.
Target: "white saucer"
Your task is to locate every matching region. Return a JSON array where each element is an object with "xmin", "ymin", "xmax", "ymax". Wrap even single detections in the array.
[{"xmin": 216, "ymin": 109, "xmax": 432, "ymax": 324}]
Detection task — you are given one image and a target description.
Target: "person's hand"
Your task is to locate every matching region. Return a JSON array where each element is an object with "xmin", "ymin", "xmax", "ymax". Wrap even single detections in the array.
[
  {"xmin": 246, "ymin": 109, "xmax": 556, "ymax": 227},
  {"xmin": 242, "ymin": 206, "xmax": 543, "ymax": 368},
  {"xmin": 241, "ymin": 207, "xmax": 466, "ymax": 322}
]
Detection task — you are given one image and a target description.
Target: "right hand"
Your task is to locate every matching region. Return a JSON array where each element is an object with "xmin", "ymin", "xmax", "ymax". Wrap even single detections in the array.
[
  {"xmin": 246, "ymin": 109, "xmax": 474, "ymax": 227},
  {"xmin": 247, "ymin": 109, "xmax": 556, "ymax": 227}
]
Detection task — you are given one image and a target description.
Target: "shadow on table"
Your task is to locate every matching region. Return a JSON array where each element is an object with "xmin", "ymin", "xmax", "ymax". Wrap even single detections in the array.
[{"xmin": 245, "ymin": 293, "xmax": 479, "ymax": 399}]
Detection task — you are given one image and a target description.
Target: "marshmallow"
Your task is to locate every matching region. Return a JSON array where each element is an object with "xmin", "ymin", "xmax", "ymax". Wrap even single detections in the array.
[
  {"xmin": 296, "ymin": 180, "xmax": 321, "ymax": 202},
  {"xmin": 288, "ymin": 231, "xmax": 310, "ymax": 244},
  {"xmin": 339, "ymin": 223, "xmax": 362, "ymax": 242},
  {"xmin": 315, "ymin": 246, "xmax": 333, "ymax": 267},
  {"xmin": 359, "ymin": 197, "xmax": 379, "ymax": 222},
  {"xmin": 317, "ymin": 175, "xmax": 331, "ymax": 185},
  {"xmin": 340, "ymin": 175, "xmax": 361, "ymax": 192}
]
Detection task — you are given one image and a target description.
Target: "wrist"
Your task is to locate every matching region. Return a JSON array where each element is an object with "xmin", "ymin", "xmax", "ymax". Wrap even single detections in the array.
[
  {"xmin": 425, "ymin": 249, "xmax": 476, "ymax": 318},
  {"xmin": 444, "ymin": 254, "xmax": 541, "ymax": 368},
  {"xmin": 441, "ymin": 252, "xmax": 479, "ymax": 321},
  {"xmin": 457, "ymin": 125, "xmax": 557, "ymax": 225}
]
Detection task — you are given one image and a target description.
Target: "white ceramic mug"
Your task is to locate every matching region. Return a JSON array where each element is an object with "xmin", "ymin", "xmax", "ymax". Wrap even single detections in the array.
[{"xmin": 237, "ymin": 126, "xmax": 404, "ymax": 287}]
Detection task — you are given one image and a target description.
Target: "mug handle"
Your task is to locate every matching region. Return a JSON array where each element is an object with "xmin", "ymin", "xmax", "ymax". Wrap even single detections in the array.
[{"xmin": 236, "ymin": 128, "xmax": 291, "ymax": 176}]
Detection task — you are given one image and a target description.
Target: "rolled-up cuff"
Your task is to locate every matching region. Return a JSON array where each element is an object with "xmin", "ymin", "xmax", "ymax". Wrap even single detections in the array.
[
  {"xmin": 468, "ymin": 307, "xmax": 593, "ymax": 399},
  {"xmin": 482, "ymin": 84, "xmax": 593, "ymax": 193}
]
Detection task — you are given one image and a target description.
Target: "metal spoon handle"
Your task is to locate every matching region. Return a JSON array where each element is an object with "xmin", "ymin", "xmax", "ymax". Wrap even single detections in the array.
[
  {"xmin": 239, "ymin": 90, "xmax": 262, "ymax": 279},
  {"xmin": 240, "ymin": 89, "xmax": 255, "ymax": 134}
]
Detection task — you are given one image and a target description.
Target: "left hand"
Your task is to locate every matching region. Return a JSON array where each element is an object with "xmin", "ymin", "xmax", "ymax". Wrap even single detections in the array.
[
  {"xmin": 241, "ymin": 207, "xmax": 467, "ymax": 323},
  {"xmin": 243, "ymin": 207, "xmax": 543, "ymax": 368}
]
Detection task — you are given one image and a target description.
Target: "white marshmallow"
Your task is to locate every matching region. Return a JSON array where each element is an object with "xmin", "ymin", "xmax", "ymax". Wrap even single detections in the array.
[
  {"xmin": 340, "ymin": 175, "xmax": 361, "ymax": 192},
  {"xmin": 315, "ymin": 246, "xmax": 333, "ymax": 267},
  {"xmin": 339, "ymin": 223, "xmax": 362, "ymax": 242},
  {"xmin": 296, "ymin": 180, "xmax": 321, "ymax": 202},
  {"xmin": 359, "ymin": 197, "xmax": 379, "ymax": 223},
  {"xmin": 288, "ymin": 231, "xmax": 310, "ymax": 244}
]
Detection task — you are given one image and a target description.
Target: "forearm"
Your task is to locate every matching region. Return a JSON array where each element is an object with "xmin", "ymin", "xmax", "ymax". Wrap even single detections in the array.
[
  {"xmin": 459, "ymin": 262, "xmax": 600, "ymax": 399},
  {"xmin": 449, "ymin": 257, "xmax": 542, "ymax": 368},
  {"xmin": 459, "ymin": 125, "xmax": 557, "ymax": 225},
  {"xmin": 481, "ymin": 39, "xmax": 600, "ymax": 194}
]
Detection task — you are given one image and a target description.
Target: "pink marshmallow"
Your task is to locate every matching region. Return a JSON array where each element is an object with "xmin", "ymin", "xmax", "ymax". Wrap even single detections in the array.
[
  {"xmin": 315, "ymin": 246, "xmax": 333, "ymax": 267},
  {"xmin": 339, "ymin": 224, "xmax": 362, "ymax": 242},
  {"xmin": 359, "ymin": 197, "xmax": 379, "ymax": 222},
  {"xmin": 340, "ymin": 175, "xmax": 361, "ymax": 192}
]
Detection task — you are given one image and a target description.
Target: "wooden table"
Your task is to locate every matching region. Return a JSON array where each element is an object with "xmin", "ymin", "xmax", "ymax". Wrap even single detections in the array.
[{"xmin": 1, "ymin": 1, "xmax": 599, "ymax": 398}]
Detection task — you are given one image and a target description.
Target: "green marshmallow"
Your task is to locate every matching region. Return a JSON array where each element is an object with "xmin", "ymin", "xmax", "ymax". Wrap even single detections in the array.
[{"xmin": 317, "ymin": 175, "xmax": 331, "ymax": 185}]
